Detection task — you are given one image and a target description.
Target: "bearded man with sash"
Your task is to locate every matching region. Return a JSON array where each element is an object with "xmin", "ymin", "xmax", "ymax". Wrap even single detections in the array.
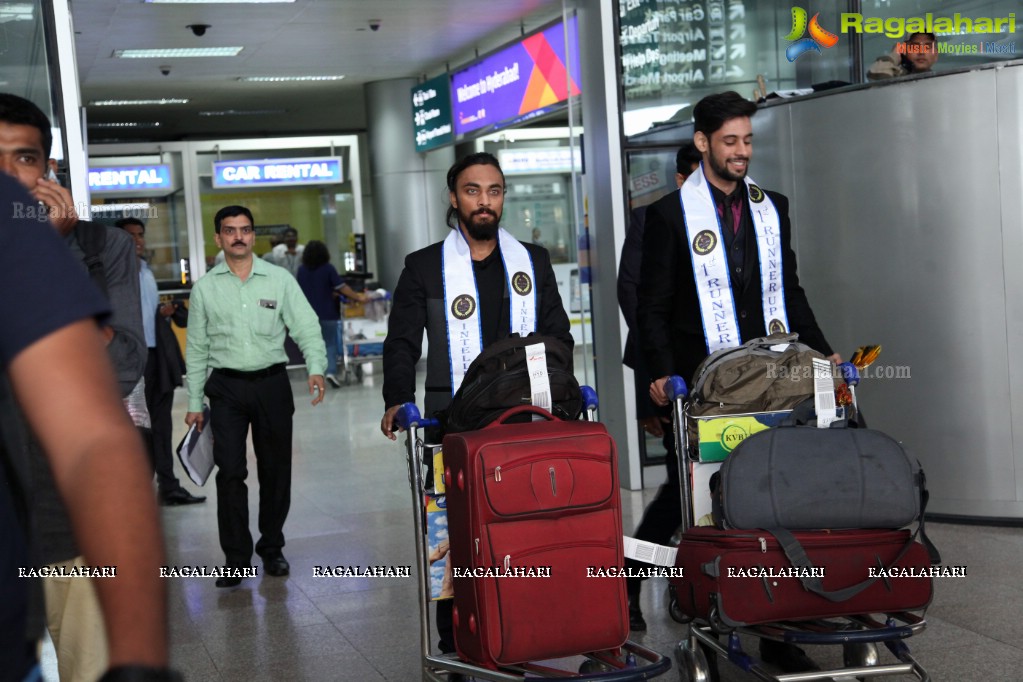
[
  {"xmin": 380, "ymin": 151, "xmax": 572, "ymax": 654},
  {"xmin": 630, "ymin": 91, "xmax": 840, "ymax": 674}
]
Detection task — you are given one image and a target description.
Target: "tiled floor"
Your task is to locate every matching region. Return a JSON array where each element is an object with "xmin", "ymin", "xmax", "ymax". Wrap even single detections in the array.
[{"xmin": 42, "ymin": 364, "xmax": 1023, "ymax": 681}]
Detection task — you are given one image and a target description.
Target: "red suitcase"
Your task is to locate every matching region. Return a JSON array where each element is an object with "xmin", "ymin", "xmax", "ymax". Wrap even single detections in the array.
[
  {"xmin": 670, "ymin": 527, "xmax": 934, "ymax": 628},
  {"xmin": 442, "ymin": 406, "xmax": 628, "ymax": 668}
]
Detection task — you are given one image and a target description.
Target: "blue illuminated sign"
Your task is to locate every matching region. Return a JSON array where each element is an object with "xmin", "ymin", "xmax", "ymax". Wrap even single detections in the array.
[
  {"xmin": 88, "ymin": 165, "xmax": 172, "ymax": 193},
  {"xmin": 212, "ymin": 157, "xmax": 343, "ymax": 189}
]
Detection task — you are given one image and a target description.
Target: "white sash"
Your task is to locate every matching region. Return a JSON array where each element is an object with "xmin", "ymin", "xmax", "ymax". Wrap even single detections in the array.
[
  {"xmin": 681, "ymin": 165, "xmax": 789, "ymax": 354},
  {"xmin": 442, "ymin": 227, "xmax": 536, "ymax": 394}
]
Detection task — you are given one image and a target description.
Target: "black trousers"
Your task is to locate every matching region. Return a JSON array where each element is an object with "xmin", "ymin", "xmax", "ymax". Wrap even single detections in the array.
[
  {"xmin": 144, "ymin": 348, "xmax": 181, "ymax": 494},
  {"xmin": 627, "ymin": 431, "xmax": 681, "ymax": 597},
  {"xmin": 205, "ymin": 367, "xmax": 295, "ymax": 566}
]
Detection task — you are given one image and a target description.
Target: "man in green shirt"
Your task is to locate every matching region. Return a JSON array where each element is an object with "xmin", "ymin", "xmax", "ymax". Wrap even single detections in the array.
[{"xmin": 185, "ymin": 205, "xmax": 326, "ymax": 587}]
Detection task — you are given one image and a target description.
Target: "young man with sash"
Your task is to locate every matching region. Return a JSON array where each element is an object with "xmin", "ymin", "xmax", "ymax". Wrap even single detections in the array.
[
  {"xmin": 380, "ymin": 151, "xmax": 573, "ymax": 653},
  {"xmin": 631, "ymin": 91, "xmax": 840, "ymax": 673}
]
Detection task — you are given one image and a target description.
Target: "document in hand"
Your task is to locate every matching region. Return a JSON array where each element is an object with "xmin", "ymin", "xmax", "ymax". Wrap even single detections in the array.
[{"xmin": 176, "ymin": 404, "xmax": 214, "ymax": 486}]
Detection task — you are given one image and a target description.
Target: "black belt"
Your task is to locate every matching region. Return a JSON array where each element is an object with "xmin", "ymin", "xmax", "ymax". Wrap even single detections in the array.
[{"xmin": 213, "ymin": 363, "xmax": 286, "ymax": 380}]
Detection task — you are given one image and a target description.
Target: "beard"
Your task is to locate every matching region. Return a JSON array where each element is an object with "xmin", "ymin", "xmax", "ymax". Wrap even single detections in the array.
[
  {"xmin": 459, "ymin": 206, "xmax": 501, "ymax": 241},
  {"xmin": 707, "ymin": 149, "xmax": 748, "ymax": 183}
]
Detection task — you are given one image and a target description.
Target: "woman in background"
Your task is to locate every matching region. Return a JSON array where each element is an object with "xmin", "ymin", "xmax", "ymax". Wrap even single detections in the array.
[{"xmin": 296, "ymin": 240, "xmax": 367, "ymax": 388}]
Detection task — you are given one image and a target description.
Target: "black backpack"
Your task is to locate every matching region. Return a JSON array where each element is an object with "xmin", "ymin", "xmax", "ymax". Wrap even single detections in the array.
[{"xmin": 440, "ymin": 335, "xmax": 582, "ymax": 434}]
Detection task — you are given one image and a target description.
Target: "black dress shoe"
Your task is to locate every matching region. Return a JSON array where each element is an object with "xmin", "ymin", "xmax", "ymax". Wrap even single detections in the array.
[
  {"xmin": 628, "ymin": 596, "xmax": 647, "ymax": 632},
  {"xmin": 159, "ymin": 488, "xmax": 206, "ymax": 506},
  {"xmin": 759, "ymin": 640, "xmax": 819, "ymax": 672},
  {"xmin": 215, "ymin": 576, "xmax": 242, "ymax": 588},
  {"xmin": 264, "ymin": 555, "xmax": 290, "ymax": 577}
]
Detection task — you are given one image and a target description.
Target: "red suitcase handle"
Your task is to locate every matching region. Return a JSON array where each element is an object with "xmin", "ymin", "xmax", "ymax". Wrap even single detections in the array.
[{"xmin": 485, "ymin": 405, "xmax": 558, "ymax": 427}]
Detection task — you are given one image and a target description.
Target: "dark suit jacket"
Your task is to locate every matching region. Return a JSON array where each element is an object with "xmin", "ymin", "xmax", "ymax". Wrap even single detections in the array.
[
  {"xmin": 152, "ymin": 301, "xmax": 188, "ymax": 395},
  {"xmin": 637, "ymin": 187, "xmax": 833, "ymax": 386},
  {"xmin": 383, "ymin": 238, "xmax": 573, "ymax": 418}
]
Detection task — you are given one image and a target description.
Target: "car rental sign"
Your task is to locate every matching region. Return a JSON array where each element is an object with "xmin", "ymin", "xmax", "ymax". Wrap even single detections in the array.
[{"xmin": 212, "ymin": 157, "xmax": 343, "ymax": 189}]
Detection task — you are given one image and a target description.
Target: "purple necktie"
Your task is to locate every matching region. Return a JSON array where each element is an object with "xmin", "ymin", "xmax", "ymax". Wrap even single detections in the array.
[{"xmin": 717, "ymin": 197, "xmax": 743, "ymax": 235}]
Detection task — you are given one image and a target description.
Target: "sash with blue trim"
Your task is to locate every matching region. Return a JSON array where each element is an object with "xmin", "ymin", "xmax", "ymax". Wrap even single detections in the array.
[
  {"xmin": 680, "ymin": 165, "xmax": 789, "ymax": 354},
  {"xmin": 442, "ymin": 227, "xmax": 536, "ymax": 394}
]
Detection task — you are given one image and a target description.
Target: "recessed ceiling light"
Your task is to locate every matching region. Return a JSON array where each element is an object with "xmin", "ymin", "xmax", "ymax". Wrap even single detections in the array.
[
  {"xmin": 238, "ymin": 75, "xmax": 345, "ymax": 82},
  {"xmin": 113, "ymin": 47, "xmax": 243, "ymax": 58},
  {"xmin": 88, "ymin": 122, "xmax": 163, "ymax": 128},
  {"xmin": 90, "ymin": 99, "xmax": 189, "ymax": 106},
  {"xmin": 145, "ymin": 1, "xmax": 294, "ymax": 4},
  {"xmin": 0, "ymin": 3, "xmax": 34, "ymax": 21},
  {"xmin": 199, "ymin": 109, "xmax": 286, "ymax": 116}
]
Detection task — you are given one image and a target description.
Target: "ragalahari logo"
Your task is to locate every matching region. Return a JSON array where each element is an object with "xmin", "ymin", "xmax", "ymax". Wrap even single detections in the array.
[{"xmin": 784, "ymin": 7, "xmax": 839, "ymax": 61}]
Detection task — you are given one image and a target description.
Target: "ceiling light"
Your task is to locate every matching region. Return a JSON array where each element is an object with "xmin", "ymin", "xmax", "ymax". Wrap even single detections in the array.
[
  {"xmin": 113, "ymin": 47, "xmax": 242, "ymax": 58},
  {"xmin": 238, "ymin": 75, "xmax": 345, "ymax": 82},
  {"xmin": 0, "ymin": 3, "xmax": 34, "ymax": 21},
  {"xmin": 90, "ymin": 99, "xmax": 189, "ymax": 106},
  {"xmin": 146, "ymin": 1, "xmax": 294, "ymax": 4},
  {"xmin": 88, "ymin": 122, "xmax": 163, "ymax": 128},
  {"xmin": 199, "ymin": 109, "xmax": 286, "ymax": 116}
]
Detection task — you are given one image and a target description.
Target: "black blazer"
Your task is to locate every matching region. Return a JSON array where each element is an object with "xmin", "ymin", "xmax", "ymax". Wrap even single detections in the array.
[
  {"xmin": 152, "ymin": 301, "xmax": 188, "ymax": 395},
  {"xmin": 383, "ymin": 238, "xmax": 573, "ymax": 417},
  {"xmin": 637, "ymin": 187, "xmax": 833, "ymax": 386}
]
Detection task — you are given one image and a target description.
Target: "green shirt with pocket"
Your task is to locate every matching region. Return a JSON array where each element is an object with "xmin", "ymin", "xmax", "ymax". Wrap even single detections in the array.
[{"xmin": 186, "ymin": 257, "xmax": 326, "ymax": 412}]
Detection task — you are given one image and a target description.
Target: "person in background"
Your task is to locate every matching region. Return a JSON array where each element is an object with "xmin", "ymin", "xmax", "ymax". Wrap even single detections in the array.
[
  {"xmin": 296, "ymin": 239, "xmax": 369, "ymax": 388},
  {"xmin": 867, "ymin": 32, "xmax": 939, "ymax": 80},
  {"xmin": 185, "ymin": 205, "xmax": 326, "ymax": 588},
  {"xmin": 619, "ymin": 143, "xmax": 702, "ymax": 444},
  {"xmin": 0, "ymin": 171, "xmax": 178, "ymax": 682},
  {"xmin": 264, "ymin": 226, "xmax": 304, "ymax": 276},
  {"xmin": 115, "ymin": 217, "xmax": 204, "ymax": 506}
]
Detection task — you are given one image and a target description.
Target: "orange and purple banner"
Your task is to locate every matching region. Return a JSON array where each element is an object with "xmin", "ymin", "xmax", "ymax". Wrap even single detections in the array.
[{"xmin": 451, "ymin": 17, "xmax": 580, "ymax": 137}]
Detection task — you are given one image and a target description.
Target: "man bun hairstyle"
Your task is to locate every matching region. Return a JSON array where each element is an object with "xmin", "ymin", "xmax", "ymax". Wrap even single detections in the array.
[
  {"xmin": 214, "ymin": 205, "xmax": 254, "ymax": 234},
  {"xmin": 445, "ymin": 151, "xmax": 505, "ymax": 229},
  {"xmin": 693, "ymin": 91, "xmax": 757, "ymax": 137}
]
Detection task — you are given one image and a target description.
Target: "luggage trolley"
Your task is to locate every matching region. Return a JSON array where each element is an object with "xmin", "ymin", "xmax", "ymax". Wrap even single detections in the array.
[
  {"xmin": 395, "ymin": 387, "xmax": 672, "ymax": 682},
  {"xmin": 662, "ymin": 371, "xmax": 933, "ymax": 682},
  {"xmin": 336, "ymin": 293, "xmax": 390, "ymax": 385}
]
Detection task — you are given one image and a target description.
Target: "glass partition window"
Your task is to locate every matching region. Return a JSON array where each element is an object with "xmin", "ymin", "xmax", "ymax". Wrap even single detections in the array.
[
  {"xmin": 620, "ymin": 0, "xmax": 1022, "ymax": 139},
  {"xmin": 1, "ymin": 1, "xmax": 56, "ymax": 123},
  {"xmin": 89, "ymin": 153, "xmax": 189, "ymax": 286},
  {"xmin": 858, "ymin": 0, "xmax": 1021, "ymax": 78}
]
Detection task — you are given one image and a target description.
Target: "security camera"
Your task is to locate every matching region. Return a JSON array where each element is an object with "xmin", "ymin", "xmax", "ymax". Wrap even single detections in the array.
[
  {"xmin": 160, "ymin": 65, "xmax": 171, "ymax": 77},
  {"xmin": 187, "ymin": 23, "xmax": 210, "ymax": 37},
  {"xmin": 368, "ymin": 19, "xmax": 381, "ymax": 32}
]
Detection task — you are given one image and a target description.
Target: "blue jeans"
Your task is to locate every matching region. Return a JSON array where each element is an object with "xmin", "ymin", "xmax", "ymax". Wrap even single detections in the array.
[{"xmin": 320, "ymin": 319, "xmax": 340, "ymax": 375}]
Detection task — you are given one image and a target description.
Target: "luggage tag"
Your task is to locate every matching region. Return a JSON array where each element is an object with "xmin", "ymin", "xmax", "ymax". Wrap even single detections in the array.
[
  {"xmin": 623, "ymin": 536, "xmax": 677, "ymax": 567},
  {"xmin": 525, "ymin": 342, "xmax": 553, "ymax": 415},
  {"xmin": 812, "ymin": 358, "xmax": 838, "ymax": 428}
]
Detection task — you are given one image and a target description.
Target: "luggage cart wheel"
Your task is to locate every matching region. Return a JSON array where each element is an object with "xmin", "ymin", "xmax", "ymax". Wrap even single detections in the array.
[
  {"xmin": 354, "ymin": 364, "xmax": 364, "ymax": 382},
  {"xmin": 578, "ymin": 659, "xmax": 613, "ymax": 674},
  {"xmin": 843, "ymin": 641, "xmax": 879, "ymax": 680},
  {"xmin": 675, "ymin": 639, "xmax": 711, "ymax": 682},
  {"xmin": 667, "ymin": 585, "xmax": 692, "ymax": 624},
  {"xmin": 707, "ymin": 603, "xmax": 732, "ymax": 635}
]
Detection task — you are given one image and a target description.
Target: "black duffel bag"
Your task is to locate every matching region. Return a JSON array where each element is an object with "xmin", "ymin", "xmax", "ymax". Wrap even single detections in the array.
[
  {"xmin": 714, "ymin": 421, "xmax": 940, "ymax": 563},
  {"xmin": 439, "ymin": 334, "xmax": 581, "ymax": 434}
]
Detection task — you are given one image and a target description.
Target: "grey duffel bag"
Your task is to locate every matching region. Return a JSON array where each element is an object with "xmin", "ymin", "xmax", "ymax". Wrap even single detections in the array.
[{"xmin": 716, "ymin": 424, "xmax": 922, "ymax": 530}]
